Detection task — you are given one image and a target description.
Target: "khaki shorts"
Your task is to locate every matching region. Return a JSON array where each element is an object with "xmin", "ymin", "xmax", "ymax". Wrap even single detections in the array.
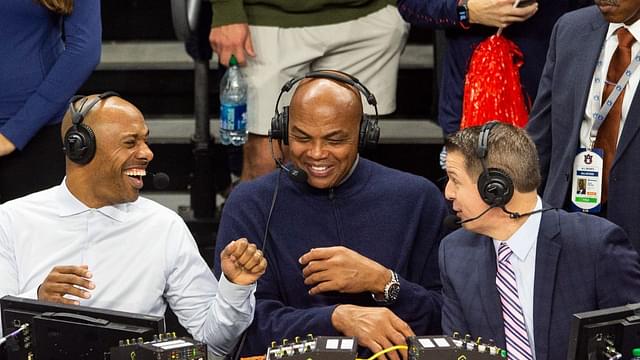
[{"xmin": 245, "ymin": 5, "xmax": 410, "ymax": 135}]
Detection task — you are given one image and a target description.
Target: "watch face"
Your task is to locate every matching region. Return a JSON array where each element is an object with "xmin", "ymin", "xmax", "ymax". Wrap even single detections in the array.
[
  {"xmin": 386, "ymin": 282, "xmax": 401, "ymax": 303},
  {"xmin": 457, "ymin": 5, "xmax": 469, "ymax": 23}
]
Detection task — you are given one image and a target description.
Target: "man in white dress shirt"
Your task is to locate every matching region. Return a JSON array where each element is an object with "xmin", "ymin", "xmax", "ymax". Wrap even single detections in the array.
[
  {"xmin": 527, "ymin": 0, "xmax": 640, "ymax": 253},
  {"xmin": 0, "ymin": 93, "xmax": 267, "ymax": 356}
]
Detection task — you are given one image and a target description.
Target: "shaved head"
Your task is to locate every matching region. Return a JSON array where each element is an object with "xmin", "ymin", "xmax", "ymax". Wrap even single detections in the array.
[
  {"xmin": 286, "ymin": 73, "xmax": 365, "ymax": 189},
  {"xmin": 289, "ymin": 75, "xmax": 363, "ymax": 128},
  {"xmin": 61, "ymin": 95, "xmax": 143, "ymax": 140}
]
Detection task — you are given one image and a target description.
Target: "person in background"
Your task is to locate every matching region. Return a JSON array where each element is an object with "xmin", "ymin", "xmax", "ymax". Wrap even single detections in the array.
[
  {"xmin": 527, "ymin": 1, "xmax": 640, "ymax": 253},
  {"xmin": 397, "ymin": 0, "xmax": 591, "ymax": 136},
  {"xmin": 209, "ymin": 0, "xmax": 409, "ymax": 181},
  {"xmin": 0, "ymin": 0, "xmax": 101, "ymax": 203}
]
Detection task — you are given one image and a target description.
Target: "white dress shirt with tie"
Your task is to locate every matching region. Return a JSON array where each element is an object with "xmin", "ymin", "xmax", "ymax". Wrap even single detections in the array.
[
  {"xmin": 580, "ymin": 21, "xmax": 640, "ymax": 147},
  {"xmin": 0, "ymin": 180, "xmax": 256, "ymax": 356},
  {"xmin": 493, "ymin": 196, "xmax": 543, "ymax": 359}
]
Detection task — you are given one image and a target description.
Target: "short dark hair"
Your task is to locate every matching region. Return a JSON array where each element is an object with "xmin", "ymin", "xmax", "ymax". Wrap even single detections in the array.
[{"xmin": 445, "ymin": 122, "xmax": 541, "ymax": 193}]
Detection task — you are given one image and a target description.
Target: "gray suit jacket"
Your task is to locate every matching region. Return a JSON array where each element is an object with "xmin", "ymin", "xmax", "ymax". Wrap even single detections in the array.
[
  {"xmin": 527, "ymin": 6, "xmax": 640, "ymax": 253},
  {"xmin": 440, "ymin": 209, "xmax": 640, "ymax": 360}
]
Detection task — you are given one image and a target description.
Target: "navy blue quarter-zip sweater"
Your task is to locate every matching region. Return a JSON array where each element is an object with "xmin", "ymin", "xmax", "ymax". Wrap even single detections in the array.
[{"xmin": 215, "ymin": 158, "xmax": 449, "ymax": 356}]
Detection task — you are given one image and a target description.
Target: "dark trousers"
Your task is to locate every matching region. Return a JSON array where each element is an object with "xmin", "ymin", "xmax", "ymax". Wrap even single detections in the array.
[{"xmin": 0, "ymin": 124, "xmax": 65, "ymax": 203}]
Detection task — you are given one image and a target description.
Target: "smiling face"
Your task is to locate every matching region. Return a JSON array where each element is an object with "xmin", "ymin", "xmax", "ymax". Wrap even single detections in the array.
[
  {"xmin": 595, "ymin": 0, "xmax": 640, "ymax": 24},
  {"xmin": 287, "ymin": 78, "xmax": 362, "ymax": 189},
  {"xmin": 66, "ymin": 97, "xmax": 153, "ymax": 208}
]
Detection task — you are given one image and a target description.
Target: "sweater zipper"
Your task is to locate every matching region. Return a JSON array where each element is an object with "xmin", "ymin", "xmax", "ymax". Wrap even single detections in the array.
[{"xmin": 328, "ymin": 188, "xmax": 344, "ymax": 245}]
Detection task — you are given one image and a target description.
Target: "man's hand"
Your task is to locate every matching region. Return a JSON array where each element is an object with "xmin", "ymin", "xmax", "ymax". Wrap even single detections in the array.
[
  {"xmin": 220, "ymin": 238, "xmax": 267, "ymax": 285},
  {"xmin": 37, "ymin": 265, "xmax": 95, "ymax": 305},
  {"xmin": 209, "ymin": 23, "xmax": 256, "ymax": 66},
  {"xmin": 299, "ymin": 246, "xmax": 390, "ymax": 296},
  {"xmin": 468, "ymin": 0, "xmax": 538, "ymax": 28},
  {"xmin": 332, "ymin": 305, "xmax": 414, "ymax": 360},
  {"xmin": 0, "ymin": 133, "xmax": 16, "ymax": 157}
]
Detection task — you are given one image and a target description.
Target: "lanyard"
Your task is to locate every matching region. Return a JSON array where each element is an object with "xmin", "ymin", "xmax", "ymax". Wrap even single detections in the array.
[{"xmin": 588, "ymin": 35, "xmax": 640, "ymax": 150}]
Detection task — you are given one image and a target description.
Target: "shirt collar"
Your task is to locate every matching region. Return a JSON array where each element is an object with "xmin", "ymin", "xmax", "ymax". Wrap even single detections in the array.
[
  {"xmin": 494, "ymin": 196, "xmax": 543, "ymax": 262},
  {"xmin": 56, "ymin": 178, "xmax": 129, "ymax": 222},
  {"xmin": 606, "ymin": 20, "xmax": 640, "ymax": 44},
  {"xmin": 336, "ymin": 154, "xmax": 360, "ymax": 186}
]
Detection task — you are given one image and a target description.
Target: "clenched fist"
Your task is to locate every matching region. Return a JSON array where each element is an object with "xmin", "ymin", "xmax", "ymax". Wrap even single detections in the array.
[{"xmin": 220, "ymin": 238, "xmax": 267, "ymax": 285}]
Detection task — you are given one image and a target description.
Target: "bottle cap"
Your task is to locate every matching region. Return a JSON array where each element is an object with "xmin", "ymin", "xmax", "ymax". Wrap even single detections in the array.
[
  {"xmin": 633, "ymin": 348, "xmax": 640, "ymax": 357},
  {"xmin": 229, "ymin": 55, "xmax": 238, "ymax": 66}
]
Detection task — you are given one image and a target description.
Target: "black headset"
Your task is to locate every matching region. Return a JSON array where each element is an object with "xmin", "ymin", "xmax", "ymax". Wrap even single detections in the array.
[
  {"xmin": 476, "ymin": 121, "xmax": 514, "ymax": 208},
  {"xmin": 269, "ymin": 70, "xmax": 380, "ymax": 152},
  {"xmin": 63, "ymin": 91, "xmax": 120, "ymax": 165}
]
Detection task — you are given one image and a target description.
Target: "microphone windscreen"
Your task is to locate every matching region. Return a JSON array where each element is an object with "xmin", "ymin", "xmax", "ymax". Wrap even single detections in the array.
[
  {"xmin": 152, "ymin": 172, "xmax": 170, "ymax": 190},
  {"xmin": 443, "ymin": 214, "xmax": 462, "ymax": 230},
  {"xmin": 287, "ymin": 167, "xmax": 308, "ymax": 183}
]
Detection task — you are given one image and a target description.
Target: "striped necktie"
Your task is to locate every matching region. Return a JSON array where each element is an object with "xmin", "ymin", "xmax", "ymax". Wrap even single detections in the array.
[{"xmin": 496, "ymin": 243, "xmax": 533, "ymax": 360}]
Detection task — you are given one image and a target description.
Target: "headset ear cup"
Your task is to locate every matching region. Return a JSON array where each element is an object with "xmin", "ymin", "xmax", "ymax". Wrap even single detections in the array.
[
  {"xmin": 477, "ymin": 168, "xmax": 514, "ymax": 207},
  {"xmin": 270, "ymin": 106, "xmax": 289, "ymax": 144},
  {"xmin": 359, "ymin": 115, "xmax": 380, "ymax": 152},
  {"xmin": 270, "ymin": 111, "xmax": 282, "ymax": 142},
  {"xmin": 63, "ymin": 124, "xmax": 96, "ymax": 165}
]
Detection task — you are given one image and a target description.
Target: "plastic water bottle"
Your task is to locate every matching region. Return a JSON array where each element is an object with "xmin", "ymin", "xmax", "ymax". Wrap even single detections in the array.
[{"xmin": 219, "ymin": 55, "xmax": 247, "ymax": 145}]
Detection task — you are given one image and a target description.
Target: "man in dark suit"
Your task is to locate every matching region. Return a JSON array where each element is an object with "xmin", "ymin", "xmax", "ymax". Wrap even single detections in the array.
[
  {"xmin": 527, "ymin": 2, "xmax": 640, "ymax": 252},
  {"xmin": 441, "ymin": 122, "xmax": 640, "ymax": 360}
]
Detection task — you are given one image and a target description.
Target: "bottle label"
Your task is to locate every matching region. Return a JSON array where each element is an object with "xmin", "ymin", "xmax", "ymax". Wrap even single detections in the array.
[{"xmin": 220, "ymin": 104, "xmax": 247, "ymax": 131}]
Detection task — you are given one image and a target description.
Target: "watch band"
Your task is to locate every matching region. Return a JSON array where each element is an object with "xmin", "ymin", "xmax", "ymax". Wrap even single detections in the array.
[
  {"xmin": 457, "ymin": 0, "xmax": 471, "ymax": 29},
  {"xmin": 371, "ymin": 270, "xmax": 400, "ymax": 304}
]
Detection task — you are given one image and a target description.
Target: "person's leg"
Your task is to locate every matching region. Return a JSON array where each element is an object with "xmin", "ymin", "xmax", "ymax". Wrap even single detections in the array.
[
  {"xmin": 240, "ymin": 25, "xmax": 322, "ymax": 181},
  {"xmin": 312, "ymin": 5, "xmax": 410, "ymax": 116},
  {"xmin": 240, "ymin": 134, "xmax": 276, "ymax": 181},
  {"xmin": 0, "ymin": 124, "xmax": 65, "ymax": 203}
]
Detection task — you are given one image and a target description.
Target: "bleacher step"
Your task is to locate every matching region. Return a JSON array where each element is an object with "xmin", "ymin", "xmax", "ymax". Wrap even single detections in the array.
[
  {"xmin": 146, "ymin": 118, "xmax": 443, "ymax": 145},
  {"xmin": 99, "ymin": 41, "xmax": 433, "ymax": 71}
]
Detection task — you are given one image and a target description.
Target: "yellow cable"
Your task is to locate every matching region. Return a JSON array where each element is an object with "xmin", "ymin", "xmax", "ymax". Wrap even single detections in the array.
[{"xmin": 355, "ymin": 345, "xmax": 409, "ymax": 360}]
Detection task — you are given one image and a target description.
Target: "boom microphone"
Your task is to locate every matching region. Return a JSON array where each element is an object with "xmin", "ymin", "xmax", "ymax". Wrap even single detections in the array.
[
  {"xmin": 444, "ymin": 206, "xmax": 556, "ymax": 230},
  {"xmin": 269, "ymin": 138, "xmax": 308, "ymax": 183},
  {"xmin": 145, "ymin": 171, "xmax": 170, "ymax": 190},
  {"xmin": 274, "ymin": 158, "xmax": 308, "ymax": 183},
  {"xmin": 444, "ymin": 214, "xmax": 463, "ymax": 230},
  {"xmin": 443, "ymin": 206, "xmax": 495, "ymax": 230}
]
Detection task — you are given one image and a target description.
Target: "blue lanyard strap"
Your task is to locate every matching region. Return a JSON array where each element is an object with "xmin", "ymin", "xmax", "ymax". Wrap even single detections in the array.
[{"xmin": 588, "ymin": 40, "xmax": 640, "ymax": 149}]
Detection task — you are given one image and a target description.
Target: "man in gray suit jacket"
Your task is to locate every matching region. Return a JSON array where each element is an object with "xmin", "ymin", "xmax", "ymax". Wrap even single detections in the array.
[
  {"xmin": 527, "ymin": 2, "xmax": 640, "ymax": 253},
  {"xmin": 441, "ymin": 122, "xmax": 640, "ymax": 360}
]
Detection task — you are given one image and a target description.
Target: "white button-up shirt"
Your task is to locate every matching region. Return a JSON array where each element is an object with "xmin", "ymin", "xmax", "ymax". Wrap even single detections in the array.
[
  {"xmin": 0, "ymin": 180, "xmax": 256, "ymax": 355},
  {"xmin": 493, "ymin": 196, "xmax": 543, "ymax": 359},
  {"xmin": 581, "ymin": 20, "xmax": 640, "ymax": 148}
]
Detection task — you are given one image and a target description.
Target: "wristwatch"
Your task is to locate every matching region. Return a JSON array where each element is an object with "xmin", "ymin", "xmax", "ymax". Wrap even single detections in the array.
[
  {"xmin": 372, "ymin": 270, "xmax": 401, "ymax": 304},
  {"xmin": 456, "ymin": 0, "xmax": 471, "ymax": 28}
]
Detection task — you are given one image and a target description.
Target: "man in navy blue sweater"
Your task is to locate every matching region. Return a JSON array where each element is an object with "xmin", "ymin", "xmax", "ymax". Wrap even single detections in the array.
[{"xmin": 215, "ymin": 72, "xmax": 449, "ymax": 358}]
